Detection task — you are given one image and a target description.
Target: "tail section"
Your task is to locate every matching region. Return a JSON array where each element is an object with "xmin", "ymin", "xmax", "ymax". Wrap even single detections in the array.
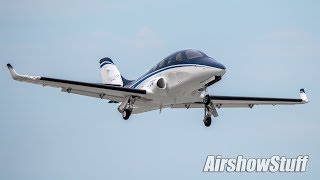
[
  {"xmin": 99, "ymin": 57, "xmax": 134, "ymax": 87},
  {"xmin": 100, "ymin": 58, "xmax": 123, "ymax": 86},
  {"xmin": 121, "ymin": 76, "xmax": 134, "ymax": 87}
]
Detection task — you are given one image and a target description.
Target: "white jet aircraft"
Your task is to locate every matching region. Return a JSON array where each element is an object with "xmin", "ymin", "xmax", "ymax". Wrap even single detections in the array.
[{"xmin": 7, "ymin": 49, "xmax": 309, "ymax": 127}]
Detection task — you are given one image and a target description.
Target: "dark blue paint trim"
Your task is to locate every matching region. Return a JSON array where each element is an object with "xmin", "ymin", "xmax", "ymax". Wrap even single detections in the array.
[
  {"xmin": 129, "ymin": 64, "xmax": 210, "ymax": 88},
  {"xmin": 146, "ymin": 57, "xmax": 225, "ymax": 77},
  {"xmin": 100, "ymin": 57, "xmax": 114, "ymax": 65},
  {"xmin": 100, "ymin": 62, "xmax": 113, "ymax": 68},
  {"xmin": 121, "ymin": 76, "xmax": 134, "ymax": 86}
]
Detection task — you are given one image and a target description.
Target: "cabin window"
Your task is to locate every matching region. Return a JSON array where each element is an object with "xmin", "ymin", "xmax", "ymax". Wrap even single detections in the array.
[
  {"xmin": 158, "ymin": 59, "xmax": 166, "ymax": 68},
  {"xmin": 167, "ymin": 56, "xmax": 174, "ymax": 64},
  {"xmin": 186, "ymin": 50, "xmax": 203, "ymax": 59},
  {"xmin": 176, "ymin": 53, "xmax": 183, "ymax": 61},
  {"xmin": 151, "ymin": 66, "xmax": 157, "ymax": 72}
]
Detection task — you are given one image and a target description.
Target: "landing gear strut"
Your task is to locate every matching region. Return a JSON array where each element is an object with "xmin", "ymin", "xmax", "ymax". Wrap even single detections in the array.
[{"xmin": 203, "ymin": 94, "xmax": 218, "ymax": 127}]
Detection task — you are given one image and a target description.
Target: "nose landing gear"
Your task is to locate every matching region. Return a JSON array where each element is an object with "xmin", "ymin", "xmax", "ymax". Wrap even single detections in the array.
[
  {"xmin": 203, "ymin": 94, "xmax": 211, "ymax": 106},
  {"xmin": 203, "ymin": 115, "xmax": 212, "ymax": 127}
]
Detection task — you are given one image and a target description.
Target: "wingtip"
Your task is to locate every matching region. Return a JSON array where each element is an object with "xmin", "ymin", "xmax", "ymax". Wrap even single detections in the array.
[
  {"xmin": 7, "ymin": 63, "xmax": 13, "ymax": 69},
  {"xmin": 299, "ymin": 88, "xmax": 309, "ymax": 103}
]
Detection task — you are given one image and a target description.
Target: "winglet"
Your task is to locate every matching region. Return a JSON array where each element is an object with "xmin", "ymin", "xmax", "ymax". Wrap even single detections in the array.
[
  {"xmin": 300, "ymin": 88, "xmax": 309, "ymax": 103},
  {"xmin": 6, "ymin": 63, "xmax": 41, "ymax": 81},
  {"xmin": 6, "ymin": 63, "xmax": 20, "ymax": 80},
  {"xmin": 7, "ymin": 63, "xmax": 13, "ymax": 69}
]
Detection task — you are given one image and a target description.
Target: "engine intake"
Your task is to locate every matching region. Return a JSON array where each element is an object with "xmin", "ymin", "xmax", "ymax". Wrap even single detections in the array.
[
  {"xmin": 156, "ymin": 78, "xmax": 166, "ymax": 89},
  {"xmin": 144, "ymin": 77, "xmax": 167, "ymax": 96}
]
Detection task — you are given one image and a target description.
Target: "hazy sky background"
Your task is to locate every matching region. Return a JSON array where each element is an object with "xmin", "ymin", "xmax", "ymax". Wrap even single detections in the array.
[{"xmin": 1, "ymin": 0, "xmax": 319, "ymax": 179}]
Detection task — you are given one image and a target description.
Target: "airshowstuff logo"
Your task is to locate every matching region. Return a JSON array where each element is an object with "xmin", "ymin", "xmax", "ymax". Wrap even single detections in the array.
[{"xmin": 203, "ymin": 155, "xmax": 309, "ymax": 172}]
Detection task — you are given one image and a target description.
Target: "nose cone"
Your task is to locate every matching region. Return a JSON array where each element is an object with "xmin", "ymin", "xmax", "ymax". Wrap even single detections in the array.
[
  {"xmin": 205, "ymin": 58, "xmax": 226, "ymax": 76},
  {"xmin": 213, "ymin": 65, "xmax": 226, "ymax": 76},
  {"xmin": 214, "ymin": 61, "xmax": 226, "ymax": 70},
  {"xmin": 197, "ymin": 57, "xmax": 226, "ymax": 70},
  {"xmin": 205, "ymin": 57, "xmax": 225, "ymax": 70}
]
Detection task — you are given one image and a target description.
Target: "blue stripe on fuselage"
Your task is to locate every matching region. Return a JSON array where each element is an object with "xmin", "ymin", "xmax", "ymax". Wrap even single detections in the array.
[{"xmin": 129, "ymin": 64, "xmax": 213, "ymax": 89}]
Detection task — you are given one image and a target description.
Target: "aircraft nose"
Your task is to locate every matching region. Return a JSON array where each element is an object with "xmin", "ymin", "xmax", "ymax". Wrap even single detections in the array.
[
  {"xmin": 203, "ymin": 57, "xmax": 226, "ymax": 70},
  {"xmin": 196, "ymin": 57, "xmax": 226, "ymax": 76},
  {"xmin": 209, "ymin": 60, "xmax": 226, "ymax": 76},
  {"xmin": 215, "ymin": 61, "xmax": 226, "ymax": 70}
]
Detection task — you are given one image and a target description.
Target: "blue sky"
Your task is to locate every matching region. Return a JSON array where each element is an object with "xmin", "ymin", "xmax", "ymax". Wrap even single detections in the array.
[{"xmin": 1, "ymin": 0, "xmax": 320, "ymax": 179}]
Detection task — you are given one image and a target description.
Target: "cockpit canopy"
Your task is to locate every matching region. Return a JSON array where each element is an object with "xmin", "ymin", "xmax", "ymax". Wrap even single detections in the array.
[
  {"xmin": 150, "ymin": 49, "xmax": 209, "ymax": 72},
  {"xmin": 167, "ymin": 49, "xmax": 207, "ymax": 62},
  {"xmin": 185, "ymin": 49, "xmax": 206, "ymax": 60}
]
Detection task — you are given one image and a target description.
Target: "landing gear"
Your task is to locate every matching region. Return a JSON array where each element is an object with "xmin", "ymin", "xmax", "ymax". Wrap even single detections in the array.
[
  {"xmin": 203, "ymin": 94, "xmax": 218, "ymax": 127},
  {"xmin": 203, "ymin": 94, "xmax": 210, "ymax": 106},
  {"xmin": 118, "ymin": 96, "xmax": 138, "ymax": 120},
  {"xmin": 122, "ymin": 109, "xmax": 132, "ymax": 120},
  {"xmin": 203, "ymin": 116, "xmax": 212, "ymax": 127},
  {"xmin": 203, "ymin": 105, "xmax": 213, "ymax": 127}
]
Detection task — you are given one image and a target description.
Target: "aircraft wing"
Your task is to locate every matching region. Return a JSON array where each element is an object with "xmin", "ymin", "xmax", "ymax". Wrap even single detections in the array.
[
  {"xmin": 171, "ymin": 90, "xmax": 309, "ymax": 109},
  {"xmin": 6, "ymin": 64, "xmax": 148, "ymax": 102}
]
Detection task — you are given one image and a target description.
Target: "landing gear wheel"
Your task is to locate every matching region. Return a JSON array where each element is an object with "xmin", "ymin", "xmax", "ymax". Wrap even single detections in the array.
[
  {"xmin": 122, "ymin": 109, "xmax": 132, "ymax": 120},
  {"xmin": 203, "ymin": 95, "xmax": 210, "ymax": 106},
  {"xmin": 203, "ymin": 116, "xmax": 212, "ymax": 127}
]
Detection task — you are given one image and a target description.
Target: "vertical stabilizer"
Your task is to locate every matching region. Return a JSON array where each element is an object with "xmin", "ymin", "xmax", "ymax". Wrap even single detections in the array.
[{"xmin": 100, "ymin": 58, "xmax": 123, "ymax": 86}]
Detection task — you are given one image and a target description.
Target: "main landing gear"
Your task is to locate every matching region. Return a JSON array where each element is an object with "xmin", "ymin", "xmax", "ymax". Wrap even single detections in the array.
[
  {"xmin": 203, "ymin": 115, "xmax": 212, "ymax": 127},
  {"xmin": 203, "ymin": 94, "xmax": 218, "ymax": 127},
  {"xmin": 122, "ymin": 109, "xmax": 132, "ymax": 120},
  {"xmin": 118, "ymin": 96, "xmax": 137, "ymax": 120}
]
